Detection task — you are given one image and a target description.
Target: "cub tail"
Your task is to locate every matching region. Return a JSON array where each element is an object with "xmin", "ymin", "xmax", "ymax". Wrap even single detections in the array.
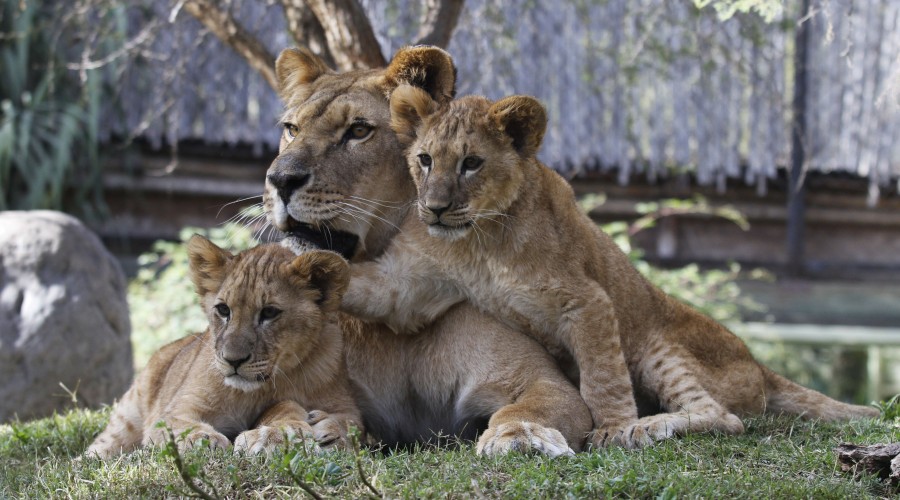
[{"xmin": 762, "ymin": 365, "xmax": 879, "ymax": 421}]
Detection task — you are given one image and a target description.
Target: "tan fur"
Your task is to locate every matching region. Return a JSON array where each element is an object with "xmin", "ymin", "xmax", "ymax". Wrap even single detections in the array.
[
  {"xmin": 84, "ymin": 238, "xmax": 362, "ymax": 458},
  {"xmin": 341, "ymin": 89, "xmax": 879, "ymax": 449},
  {"xmin": 263, "ymin": 46, "xmax": 592, "ymax": 456}
]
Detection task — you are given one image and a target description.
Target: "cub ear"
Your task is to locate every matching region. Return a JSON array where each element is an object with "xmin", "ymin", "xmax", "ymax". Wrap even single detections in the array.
[
  {"xmin": 290, "ymin": 250, "xmax": 350, "ymax": 312},
  {"xmin": 488, "ymin": 96, "xmax": 547, "ymax": 158},
  {"xmin": 390, "ymin": 84, "xmax": 437, "ymax": 144},
  {"xmin": 276, "ymin": 47, "xmax": 332, "ymax": 98},
  {"xmin": 383, "ymin": 45, "xmax": 456, "ymax": 104},
  {"xmin": 186, "ymin": 235, "xmax": 233, "ymax": 296}
]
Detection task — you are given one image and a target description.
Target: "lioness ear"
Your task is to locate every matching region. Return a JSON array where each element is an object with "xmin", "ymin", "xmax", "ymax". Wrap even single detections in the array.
[
  {"xmin": 290, "ymin": 250, "xmax": 350, "ymax": 312},
  {"xmin": 383, "ymin": 46, "xmax": 456, "ymax": 104},
  {"xmin": 186, "ymin": 235, "xmax": 233, "ymax": 296},
  {"xmin": 488, "ymin": 96, "xmax": 547, "ymax": 158},
  {"xmin": 390, "ymin": 84, "xmax": 437, "ymax": 144},
  {"xmin": 276, "ymin": 47, "xmax": 332, "ymax": 99}
]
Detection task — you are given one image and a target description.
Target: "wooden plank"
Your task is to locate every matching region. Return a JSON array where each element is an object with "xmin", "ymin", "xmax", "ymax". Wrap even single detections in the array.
[{"xmin": 731, "ymin": 322, "xmax": 900, "ymax": 346}]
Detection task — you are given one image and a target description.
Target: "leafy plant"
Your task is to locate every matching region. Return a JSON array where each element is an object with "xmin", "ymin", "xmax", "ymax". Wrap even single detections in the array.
[
  {"xmin": 0, "ymin": 0, "xmax": 106, "ymax": 216},
  {"xmin": 584, "ymin": 194, "xmax": 766, "ymax": 323}
]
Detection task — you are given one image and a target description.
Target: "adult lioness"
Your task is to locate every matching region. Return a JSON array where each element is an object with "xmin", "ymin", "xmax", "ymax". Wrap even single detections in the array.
[
  {"xmin": 340, "ymin": 88, "xmax": 879, "ymax": 449},
  {"xmin": 85, "ymin": 238, "xmax": 361, "ymax": 458},
  {"xmin": 264, "ymin": 46, "xmax": 591, "ymax": 456}
]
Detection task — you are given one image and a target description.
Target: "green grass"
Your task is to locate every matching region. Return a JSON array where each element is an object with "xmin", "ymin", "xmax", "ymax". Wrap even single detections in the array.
[{"xmin": 2, "ymin": 407, "xmax": 898, "ymax": 498}]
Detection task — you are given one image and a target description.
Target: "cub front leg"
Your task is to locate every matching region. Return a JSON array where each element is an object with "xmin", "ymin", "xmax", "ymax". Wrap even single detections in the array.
[
  {"xmin": 558, "ymin": 286, "xmax": 643, "ymax": 449},
  {"xmin": 234, "ymin": 401, "xmax": 316, "ymax": 455},
  {"xmin": 342, "ymin": 249, "xmax": 464, "ymax": 333}
]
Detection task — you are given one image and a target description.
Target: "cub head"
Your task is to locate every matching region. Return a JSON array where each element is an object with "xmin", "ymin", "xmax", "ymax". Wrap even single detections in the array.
[
  {"xmin": 186, "ymin": 235, "xmax": 349, "ymax": 392},
  {"xmin": 389, "ymin": 85, "xmax": 547, "ymax": 240},
  {"xmin": 264, "ymin": 45, "xmax": 457, "ymax": 260}
]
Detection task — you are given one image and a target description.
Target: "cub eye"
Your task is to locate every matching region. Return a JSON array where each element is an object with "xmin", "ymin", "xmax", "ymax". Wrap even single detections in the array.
[
  {"xmin": 462, "ymin": 156, "xmax": 483, "ymax": 174},
  {"xmin": 346, "ymin": 123, "xmax": 373, "ymax": 140},
  {"xmin": 283, "ymin": 123, "xmax": 299, "ymax": 139},
  {"xmin": 259, "ymin": 306, "xmax": 282, "ymax": 323},
  {"xmin": 214, "ymin": 303, "xmax": 231, "ymax": 318},
  {"xmin": 418, "ymin": 153, "xmax": 433, "ymax": 169}
]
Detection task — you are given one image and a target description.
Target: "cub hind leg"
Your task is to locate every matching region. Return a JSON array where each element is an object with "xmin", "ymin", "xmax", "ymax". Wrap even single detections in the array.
[
  {"xmin": 83, "ymin": 386, "xmax": 144, "ymax": 459},
  {"xmin": 620, "ymin": 341, "xmax": 747, "ymax": 448}
]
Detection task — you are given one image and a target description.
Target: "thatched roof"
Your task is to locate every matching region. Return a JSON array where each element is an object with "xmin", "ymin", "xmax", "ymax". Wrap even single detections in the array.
[{"xmin": 99, "ymin": 0, "xmax": 900, "ymax": 193}]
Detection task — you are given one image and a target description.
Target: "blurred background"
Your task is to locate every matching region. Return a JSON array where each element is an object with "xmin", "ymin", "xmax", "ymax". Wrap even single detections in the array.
[{"xmin": 2, "ymin": 0, "xmax": 899, "ymax": 405}]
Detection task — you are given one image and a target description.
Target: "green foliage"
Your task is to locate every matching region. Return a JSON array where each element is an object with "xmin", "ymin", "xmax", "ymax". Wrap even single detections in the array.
[
  {"xmin": 587, "ymin": 195, "xmax": 765, "ymax": 323},
  {"xmin": 693, "ymin": 0, "xmax": 784, "ymax": 22},
  {"xmin": 875, "ymin": 393, "xmax": 900, "ymax": 422},
  {"xmin": 1, "ymin": 410, "xmax": 898, "ymax": 498},
  {"xmin": 0, "ymin": 0, "xmax": 106, "ymax": 216},
  {"xmin": 128, "ymin": 222, "xmax": 258, "ymax": 368}
]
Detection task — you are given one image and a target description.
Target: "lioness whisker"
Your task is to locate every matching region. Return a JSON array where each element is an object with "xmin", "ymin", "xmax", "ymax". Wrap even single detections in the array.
[
  {"xmin": 216, "ymin": 196, "xmax": 264, "ymax": 220},
  {"xmin": 337, "ymin": 207, "xmax": 375, "ymax": 229},
  {"xmin": 337, "ymin": 201, "xmax": 401, "ymax": 231},
  {"xmin": 220, "ymin": 203, "xmax": 264, "ymax": 227},
  {"xmin": 348, "ymin": 195, "xmax": 405, "ymax": 208}
]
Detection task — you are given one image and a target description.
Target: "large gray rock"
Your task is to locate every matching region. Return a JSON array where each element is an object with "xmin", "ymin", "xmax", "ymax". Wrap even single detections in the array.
[{"xmin": 0, "ymin": 210, "xmax": 133, "ymax": 422}]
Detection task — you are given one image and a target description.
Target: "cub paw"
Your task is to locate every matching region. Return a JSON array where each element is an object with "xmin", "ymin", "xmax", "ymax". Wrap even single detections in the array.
[
  {"xmin": 589, "ymin": 420, "xmax": 655, "ymax": 450},
  {"xmin": 183, "ymin": 428, "xmax": 231, "ymax": 451},
  {"xmin": 307, "ymin": 413, "xmax": 351, "ymax": 450},
  {"xmin": 234, "ymin": 423, "xmax": 316, "ymax": 456},
  {"xmin": 145, "ymin": 424, "xmax": 230, "ymax": 452},
  {"xmin": 476, "ymin": 421, "xmax": 574, "ymax": 458}
]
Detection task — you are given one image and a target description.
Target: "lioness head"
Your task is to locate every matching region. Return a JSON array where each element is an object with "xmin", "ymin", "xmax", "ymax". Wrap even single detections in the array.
[
  {"xmin": 186, "ymin": 236, "xmax": 349, "ymax": 392},
  {"xmin": 264, "ymin": 46, "xmax": 457, "ymax": 260},
  {"xmin": 389, "ymin": 86, "xmax": 547, "ymax": 240}
]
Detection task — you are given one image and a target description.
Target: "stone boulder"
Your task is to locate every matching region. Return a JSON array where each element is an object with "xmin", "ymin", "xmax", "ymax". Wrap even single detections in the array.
[{"xmin": 0, "ymin": 210, "xmax": 133, "ymax": 422}]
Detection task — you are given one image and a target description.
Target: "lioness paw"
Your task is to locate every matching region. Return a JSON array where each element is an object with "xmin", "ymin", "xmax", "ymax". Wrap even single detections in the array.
[
  {"xmin": 476, "ymin": 421, "xmax": 574, "ymax": 458},
  {"xmin": 234, "ymin": 423, "xmax": 316, "ymax": 456}
]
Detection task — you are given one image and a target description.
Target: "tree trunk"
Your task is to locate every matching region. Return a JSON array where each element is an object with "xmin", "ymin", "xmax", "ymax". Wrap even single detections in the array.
[
  {"xmin": 279, "ymin": 0, "xmax": 338, "ymax": 70},
  {"xmin": 414, "ymin": 0, "xmax": 465, "ymax": 48},
  {"xmin": 182, "ymin": 0, "xmax": 467, "ymax": 85},
  {"xmin": 181, "ymin": 0, "xmax": 278, "ymax": 89},
  {"xmin": 304, "ymin": 0, "xmax": 386, "ymax": 70}
]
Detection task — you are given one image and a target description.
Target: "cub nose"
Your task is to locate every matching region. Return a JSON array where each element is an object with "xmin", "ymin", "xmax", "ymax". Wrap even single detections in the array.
[
  {"xmin": 224, "ymin": 354, "xmax": 251, "ymax": 370},
  {"xmin": 426, "ymin": 202, "xmax": 451, "ymax": 219},
  {"xmin": 267, "ymin": 171, "xmax": 310, "ymax": 206}
]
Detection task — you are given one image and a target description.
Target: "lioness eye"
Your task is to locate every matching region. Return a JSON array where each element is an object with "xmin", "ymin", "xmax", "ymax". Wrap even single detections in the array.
[
  {"xmin": 259, "ymin": 306, "xmax": 282, "ymax": 323},
  {"xmin": 283, "ymin": 123, "xmax": 299, "ymax": 138},
  {"xmin": 418, "ymin": 153, "xmax": 433, "ymax": 169},
  {"xmin": 214, "ymin": 303, "xmax": 231, "ymax": 318},
  {"xmin": 462, "ymin": 156, "xmax": 483, "ymax": 174},
  {"xmin": 348, "ymin": 123, "xmax": 373, "ymax": 140}
]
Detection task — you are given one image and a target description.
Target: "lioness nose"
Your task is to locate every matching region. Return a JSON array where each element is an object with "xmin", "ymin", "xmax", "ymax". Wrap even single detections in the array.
[
  {"xmin": 267, "ymin": 171, "xmax": 310, "ymax": 205},
  {"xmin": 224, "ymin": 354, "xmax": 251, "ymax": 370}
]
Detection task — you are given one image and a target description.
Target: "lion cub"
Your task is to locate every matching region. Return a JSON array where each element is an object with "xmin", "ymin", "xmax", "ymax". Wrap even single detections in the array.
[
  {"xmin": 340, "ymin": 85, "xmax": 877, "ymax": 450},
  {"xmin": 85, "ymin": 237, "xmax": 362, "ymax": 458}
]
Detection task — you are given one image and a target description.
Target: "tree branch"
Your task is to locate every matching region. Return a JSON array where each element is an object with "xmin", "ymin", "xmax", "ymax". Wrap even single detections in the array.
[
  {"xmin": 304, "ymin": 0, "xmax": 387, "ymax": 70},
  {"xmin": 180, "ymin": 0, "xmax": 278, "ymax": 89},
  {"xmin": 414, "ymin": 0, "xmax": 465, "ymax": 48},
  {"xmin": 278, "ymin": 0, "xmax": 338, "ymax": 70}
]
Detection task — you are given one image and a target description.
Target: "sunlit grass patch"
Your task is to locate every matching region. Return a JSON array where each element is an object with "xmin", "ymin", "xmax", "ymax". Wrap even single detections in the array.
[{"xmin": 2, "ymin": 408, "xmax": 896, "ymax": 498}]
